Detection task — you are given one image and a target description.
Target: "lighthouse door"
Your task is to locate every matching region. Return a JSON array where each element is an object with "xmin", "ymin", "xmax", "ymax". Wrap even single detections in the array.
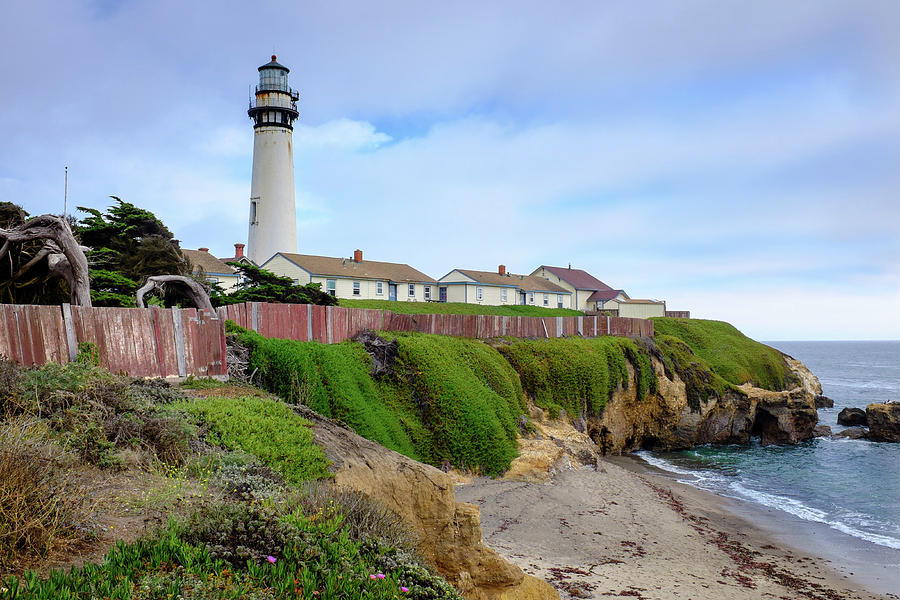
[{"xmin": 389, "ymin": 284, "xmax": 397, "ymax": 301}]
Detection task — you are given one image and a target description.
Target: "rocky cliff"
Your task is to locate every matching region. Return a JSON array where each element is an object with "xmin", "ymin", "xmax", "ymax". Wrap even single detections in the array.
[
  {"xmin": 586, "ymin": 352, "xmax": 821, "ymax": 454},
  {"xmin": 294, "ymin": 404, "xmax": 559, "ymax": 600}
]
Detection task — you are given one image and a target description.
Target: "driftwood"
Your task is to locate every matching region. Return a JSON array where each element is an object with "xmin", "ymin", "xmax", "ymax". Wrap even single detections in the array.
[
  {"xmin": 135, "ymin": 275, "xmax": 215, "ymax": 313},
  {"xmin": 0, "ymin": 215, "xmax": 92, "ymax": 306}
]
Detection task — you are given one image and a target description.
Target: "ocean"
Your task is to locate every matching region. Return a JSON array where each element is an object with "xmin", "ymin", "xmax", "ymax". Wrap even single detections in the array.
[{"xmin": 635, "ymin": 341, "xmax": 900, "ymax": 594}]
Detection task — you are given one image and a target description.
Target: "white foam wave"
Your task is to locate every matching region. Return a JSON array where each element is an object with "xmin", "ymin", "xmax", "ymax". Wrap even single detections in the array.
[
  {"xmin": 634, "ymin": 452, "xmax": 729, "ymax": 486},
  {"xmin": 729, "ymin": 483, "xmax": 900, "ymax": 550}
]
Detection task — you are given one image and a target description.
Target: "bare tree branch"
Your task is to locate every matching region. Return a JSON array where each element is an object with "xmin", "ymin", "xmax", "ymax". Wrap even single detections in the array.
[
  {"xmin": 0, "ymin": 215, "xmax": 91, "ymax": 306},
  {"xmin": 135, "ymin": 275, "xmax": 215, "ymax": 313}
]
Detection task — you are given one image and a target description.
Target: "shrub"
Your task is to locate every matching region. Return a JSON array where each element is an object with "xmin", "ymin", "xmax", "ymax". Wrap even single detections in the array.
[
  {"xmin": 498, "ymin": 337, "xmax": 657, "ymax": 420},
  {"xmin": 213, "ymin": 461, "xmax": 286, "ymax": 503},
  {"xmin": 175, "ymin": 395, "xmax": 332, "ymax": 484},
  {"xmin": 235, "ymin": 329, "xmax": 420, "ymax": 460},
  {"xmin": 0, "ymin": 419, "xmax": 88, "ymax": 571}
]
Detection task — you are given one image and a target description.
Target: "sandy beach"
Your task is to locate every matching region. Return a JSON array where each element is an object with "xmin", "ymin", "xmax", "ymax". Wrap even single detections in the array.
[{"xmin": 455, "ymin": 457, "xmax": 895, "ymax": 600}]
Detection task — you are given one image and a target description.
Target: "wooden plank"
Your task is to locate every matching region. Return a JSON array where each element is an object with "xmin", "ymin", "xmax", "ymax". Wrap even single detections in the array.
[
  {"xmin": 172, "ymin": 307, "xmax": 186, "ymax": 377},
  {"xmin": 61, "ymin": 304, "xmax": 78, "ymax": 362},
  {"xmin": 0, "ymin": 305, "xmax": 11, "ymax": 361}
]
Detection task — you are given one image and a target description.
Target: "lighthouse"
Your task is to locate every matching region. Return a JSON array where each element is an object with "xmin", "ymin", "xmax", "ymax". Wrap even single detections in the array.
[{"xmin": 246, "ymin": 55, "xmax": 299, "ymax": 265}]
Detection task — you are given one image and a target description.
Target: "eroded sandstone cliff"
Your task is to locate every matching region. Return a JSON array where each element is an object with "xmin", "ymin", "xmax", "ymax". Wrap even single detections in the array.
[
  {"xmin": 584, "ymin": 352, "xmax": 821, "ymax": 454},
  {"xmin": 293, "ymin": 404, "xmax": 559, "ymax": 600}
]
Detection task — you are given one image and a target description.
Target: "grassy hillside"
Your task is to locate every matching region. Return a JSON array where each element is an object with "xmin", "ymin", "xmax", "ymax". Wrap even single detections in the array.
[
  {"xmin": 234, "ymin": 328, "xmax": 526, "ymax": 476},
  {"xmin": 339, "ymin": 298, "xmax": 583, "ymax": 317},
  {"xmin": 651, "ymin": 318, "xmax": 798, "ymax": 391},
  {"xmin": 0, "ymin": 358, "xmax": 461, "ymax": 599},
  {"xmin": 497, "ymin": 337, "xmax": 657, "ymax": 419}
]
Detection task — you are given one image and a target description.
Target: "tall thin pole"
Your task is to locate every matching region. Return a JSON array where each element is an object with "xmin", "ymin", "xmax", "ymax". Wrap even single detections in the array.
[{"xmin": 63, "ymin": 166, "xmax": 68, "ymax": 216}]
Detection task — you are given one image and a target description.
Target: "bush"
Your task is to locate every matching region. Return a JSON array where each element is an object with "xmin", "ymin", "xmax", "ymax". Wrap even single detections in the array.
[
  {"xmin": 175, "ymin": 395, "xmax": 332, "ymax": 484},
  {"xmin": 498, "ymin": 337, "xmax": 657, "ymax": 419},
  {"xmin": 235, "ymin": 329, "xmax": 420, "ymax": 460},
  {"xmin": 0, "ymin": 419, "xmax": 88, "ymax": 571}
]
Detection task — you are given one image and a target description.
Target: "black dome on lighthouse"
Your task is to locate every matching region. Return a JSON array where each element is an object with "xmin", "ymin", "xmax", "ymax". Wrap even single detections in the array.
[{"xmin": 258, "ymin": 54, "xmax": 289, "ymax": 72}]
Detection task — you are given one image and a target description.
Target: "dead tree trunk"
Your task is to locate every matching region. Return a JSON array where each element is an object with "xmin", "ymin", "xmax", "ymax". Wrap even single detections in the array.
[
  {"xmin": 135, "ymin": 275, "xmax": 215, "ymax": 313},
  {"xmin": 0, "ymin": 215, "xmax": 92, "ymax": 306}
]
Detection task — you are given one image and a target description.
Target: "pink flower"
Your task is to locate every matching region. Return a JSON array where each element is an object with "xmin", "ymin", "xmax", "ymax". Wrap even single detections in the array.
[
  {"xmin": 369, "ymin": 574, "xmax": 377, "ymax": 580},
  {"xmin": 400, "ymin": 586, "xmax": 409, "ymax": 593},
  {"xmin": 266, "ymin": 555, "xmax": 277, "ymax": 564},
  {"xmin": 376, "ymin": 573, "xmax": 385, "ymax": 579}
]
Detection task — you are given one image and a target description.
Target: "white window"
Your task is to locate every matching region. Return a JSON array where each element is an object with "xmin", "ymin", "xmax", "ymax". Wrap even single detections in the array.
[
  {"xmin": 543, "ymin": 293, "xmax": 549, "ymax": 306},
  {"xmin": 529, "ymin": 291, "xmax": 534, "ymax": 304},
  {"xmin": 208, "ymin": 277, "xmax": 220, "ymax": 284},
  {"xmin": 326, "ymin": 279, "xmax": 336, "ymax": 296},
  {"xmin": 408, "ymin": 283, "xmax": 416, "ymax": 297},
  {"xmin": 501, "ymin": 288, "xmax": 507, "ymax": 302},
  {"xmin": 557, "ymin": 294, "xmax": 564, "ymax": 308},
  {"xmin": 353, "ymin": 281, "xmax": 361, "ymax": 296},
  {"xmin": 424, "ymin": 285, "xmax": 431, "ymax": 300},
  {"xmin": 476, "ymin": 286, "xmax": 483, "ymax": 301},
  {"xmin": 291, "ymin": 279, "xmax": 298, "ymax": 285},
  {"xmin": 376, "ymin": 281, "xmax": 384, "ymax": 295}
]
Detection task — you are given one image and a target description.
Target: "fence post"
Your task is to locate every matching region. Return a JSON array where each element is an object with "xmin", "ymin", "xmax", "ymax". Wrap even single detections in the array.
[
  {"xmin": 606, "ymin": 315, "xmax": 610, "ymax": 336},
  {"xmin": 306, "ymin": 304, "xmax": 313, "ymax": 341},
  {"xmin": 61, "ymin": 303, "xmax": 78, "ymax": 362},
  {"xmin": 541, "ymin": 318, "xmax": 549, "ymax": 338},
  {"xmin": 577, "ymin": 316, "xmax": 583, "ymax": 337},
  {"xmin": 172, "ymin": 306, "xmax": 187, "ymax": 378},
  {"xmin": 556, "ymin": 317, "xmax": 563, "ymax": 337},
  {"xmin": 326, "ymin": 306, "xmax": 333, "ymax": 344},
  {"xmin": 251, "ymin": 302, "xmax": 259, "ymax": 333}
]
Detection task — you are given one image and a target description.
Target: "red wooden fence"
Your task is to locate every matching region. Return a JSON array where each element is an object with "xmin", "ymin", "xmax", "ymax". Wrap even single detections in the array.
[
  {"xmin": 0, "ymin": 302, "xmax": 652, "ymax": 377},
  {"xmin": 217, "ymin": 303, "xmax": 653, "ymax": 344},
  {"xmin": 0, "ymin": 303, "xmax": 225, "ymax": 378}
]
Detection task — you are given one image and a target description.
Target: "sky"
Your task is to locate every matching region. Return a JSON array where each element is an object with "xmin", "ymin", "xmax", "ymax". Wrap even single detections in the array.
[{"xmin": 1, "ymin": 0, "xmax": 898, "ymax": 340}]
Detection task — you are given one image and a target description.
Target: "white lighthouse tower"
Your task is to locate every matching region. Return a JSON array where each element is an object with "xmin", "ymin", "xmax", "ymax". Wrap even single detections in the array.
[{"xmin": 247, "ymin": 55, "xmax": 300, "ymax": 265}]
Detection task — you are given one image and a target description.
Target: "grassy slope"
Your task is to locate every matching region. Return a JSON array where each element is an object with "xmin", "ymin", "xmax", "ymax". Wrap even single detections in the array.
[
  {"xmin": 0, "ymin": 359, "xmax": 461, "ymax": 599},
  {"xmin": 497, "ymin": 337, "xmax": 657, "ymax": 419},
  {"xmin": 339, "ymin": 298, "xmax": 583, "ymax": 317},
  {"xmin": 235, "ymin": 329, "xmax": 525, "ymax": 476},
  {"xmin": 651, "ymin": 318, "xmax": 797, "ymax": 391}
]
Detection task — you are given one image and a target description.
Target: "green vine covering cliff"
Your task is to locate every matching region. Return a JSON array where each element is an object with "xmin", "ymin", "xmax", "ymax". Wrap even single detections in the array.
[
  {"xmin": 497, "ymin": 337, "xmax": 657, "ymax": 419},
  {"xmin": 652, "ymin": 318, "xmax": 798, "ymax": 391},
  {"xmin": 233, "ymin": 328, "xmax": 525, "ymax": 476}
]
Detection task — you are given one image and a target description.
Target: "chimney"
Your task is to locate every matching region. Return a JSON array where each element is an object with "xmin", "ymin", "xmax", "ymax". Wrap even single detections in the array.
[
  {"xmin": 234, "ymin": 243, "xmax": 245, "ymax": 258},
  {"xmin": 498, "ymin": 264, "xmax": 506, "ymax": 276},
  {"xmin": 198, "ymin": 247, "xmax": 209, "ymax": 252},
  {"xmin": 353, "ymin": 249, "xmax": 363, "ymax": 263}
]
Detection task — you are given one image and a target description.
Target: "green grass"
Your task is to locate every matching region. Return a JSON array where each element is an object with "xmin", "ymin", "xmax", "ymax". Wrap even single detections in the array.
[
  {"xmin": 339, "ymin": 298, "xmax": 583, "ymax": 317},
  {"xmin": 175, "ymin": 395, "xmax": 332, "ymax": 484},
  {"xmin": 497, "ymin": 337, "xmax": 657, "ymax": 419},
  {"xmin": 651, "ymin": 318, "xmax": 798, "ymax": 392},
  {"xmin": 232, "ymin": 327, "xmax": 526, "ymax": 476}
]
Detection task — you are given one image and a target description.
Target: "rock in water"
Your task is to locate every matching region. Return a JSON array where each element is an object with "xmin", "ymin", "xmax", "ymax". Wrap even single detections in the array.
[
  {"xmin": 815, "ymin": 395, "xmax": 834, "ymax": 408},
  {"xmin": 813, "ymin": 425, "xmax": 832, "ymax": 437},
  {"xmin": 837, "ymin": 407, "xmax": 868, "ymax": 426},
  {"xmin": 866, "ymin": 402, "xmax": 900, "ymax": 442},
  {"xmin": 835, "ymin": 427, "xmax": 868, "ymax": 440}
]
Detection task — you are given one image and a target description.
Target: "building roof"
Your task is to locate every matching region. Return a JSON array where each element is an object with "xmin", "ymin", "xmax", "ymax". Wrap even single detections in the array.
[
  {"xmin": 183, "ymin": 249, "xmax": 238, "ymax": 276},
  {"xmin": 538, "ymin": 265, "xmax": 619, "ymax": 291},
  {"xmin": 272, "ymin": 253, "xmax": 436, "ymax": 284},
  {"xmin": 623, "ymin": 298, "xmax": 665, "ymax": 305},
  {"xmin": 587, "ymin": 288, "xmax": 627, "ymax": 302},
  {"xmin": 258, "ymin": 55, "xmax": 289, "ymax": 72},
  {"xmin": 453, "ymin": 269, "xmax": 570, "ymax": 293}
]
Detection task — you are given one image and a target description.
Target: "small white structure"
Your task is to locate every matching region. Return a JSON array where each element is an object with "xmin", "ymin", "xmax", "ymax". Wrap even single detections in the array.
[{"xmin": 247, "ymin": 55, "xmax": 300, "ymax": 265}]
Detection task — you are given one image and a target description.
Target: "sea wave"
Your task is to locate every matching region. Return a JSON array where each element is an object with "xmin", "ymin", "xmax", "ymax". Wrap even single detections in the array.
[
  {"xmin": 728, "ymin": 483, "xmax": 900, "ymax": 550},
  {"xmin": 635, "ymin": 451, "xmax": 730, "ymax": 486}
]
